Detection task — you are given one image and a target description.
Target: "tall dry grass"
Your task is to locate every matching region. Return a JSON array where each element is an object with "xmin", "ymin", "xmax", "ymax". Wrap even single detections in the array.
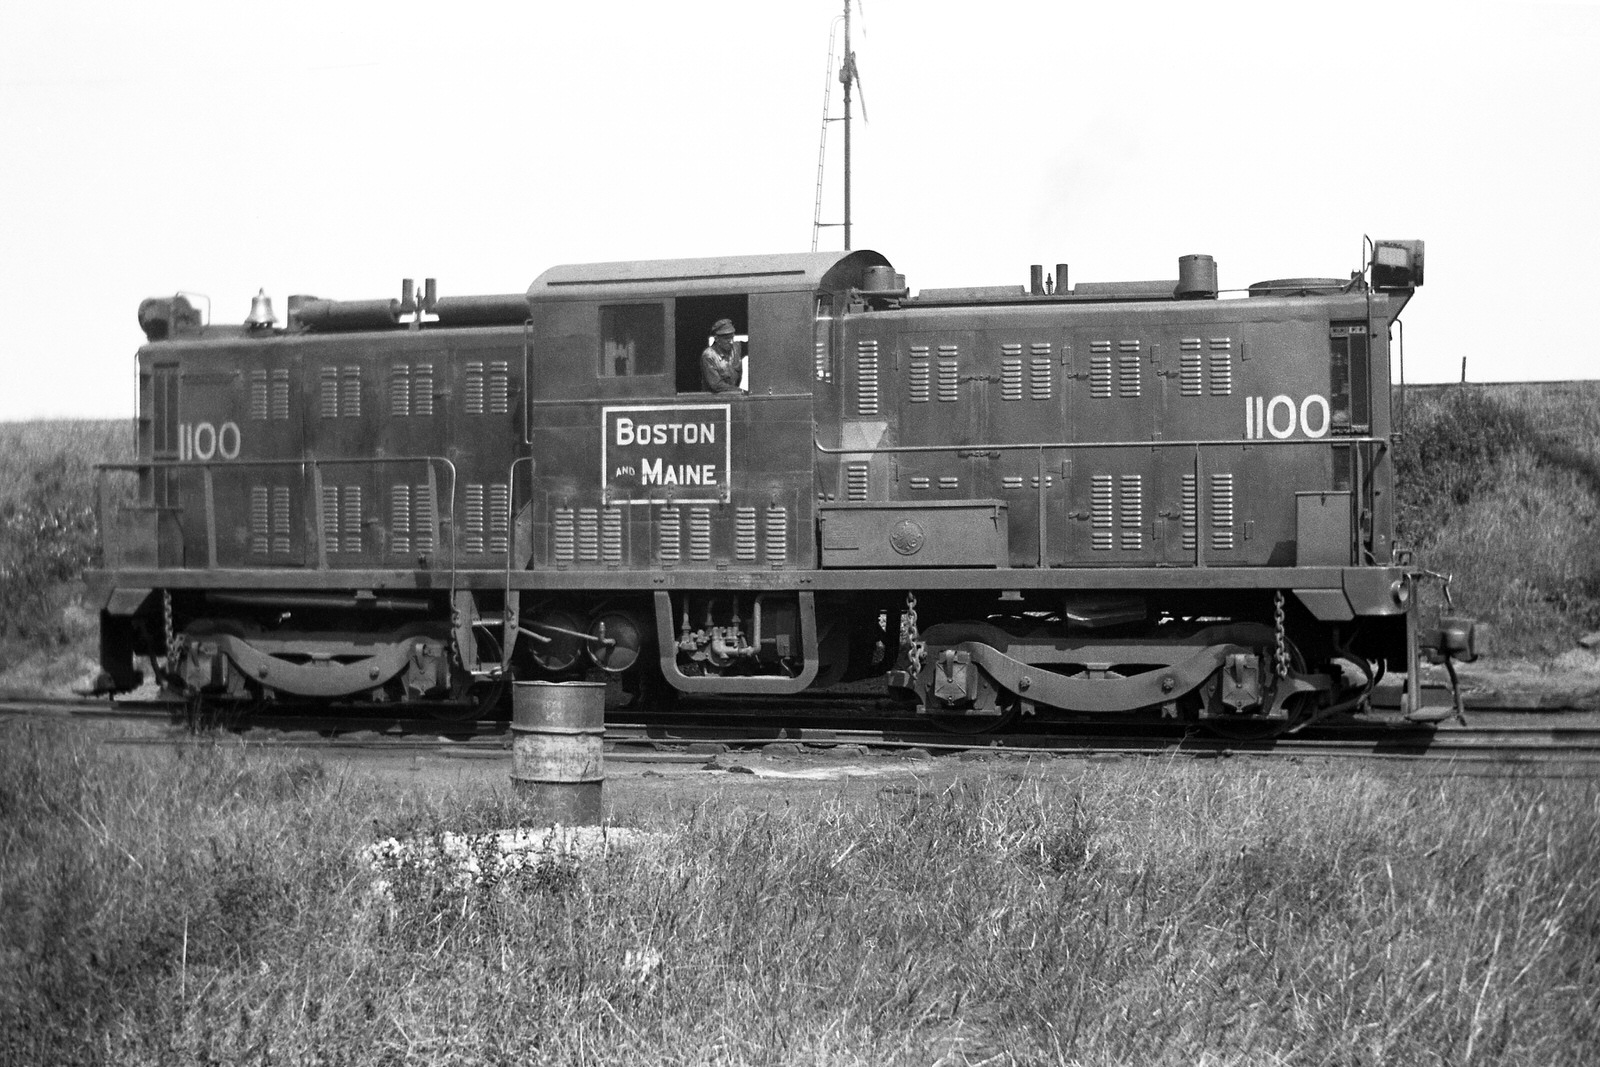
[{"xmin": 3, "ymin": 719, "xmax": 1597, "ymax": 1065}]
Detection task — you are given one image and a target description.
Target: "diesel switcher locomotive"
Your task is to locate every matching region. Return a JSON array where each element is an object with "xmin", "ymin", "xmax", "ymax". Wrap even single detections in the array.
[{"xmin": 90, "ymin": 239, "xmax": 1473, "ymax": 733}]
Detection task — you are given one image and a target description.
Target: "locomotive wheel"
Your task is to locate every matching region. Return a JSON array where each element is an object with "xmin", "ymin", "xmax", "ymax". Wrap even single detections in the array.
[
  {"xmin": 917, "ymin": 621, "xmax": 1020, "ymax": 734},
  {"xmin": 587, "ymin": 611, "xmax": 644, "ymax": 673}
]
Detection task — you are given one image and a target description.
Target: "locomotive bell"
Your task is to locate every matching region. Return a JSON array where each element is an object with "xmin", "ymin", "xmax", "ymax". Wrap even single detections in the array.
[{"xmin": 245, "ymin": 288, "xmax": 278, "ymax": 328}]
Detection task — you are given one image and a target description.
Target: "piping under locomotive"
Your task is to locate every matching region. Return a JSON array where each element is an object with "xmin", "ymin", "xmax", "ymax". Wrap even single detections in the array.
[{"xmin": 89, "ymin": 240, "xmax": 1476, "ymax": 732}]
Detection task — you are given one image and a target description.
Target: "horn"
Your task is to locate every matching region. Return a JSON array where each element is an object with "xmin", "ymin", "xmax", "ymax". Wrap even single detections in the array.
[{"xmin": 245, "ymin": 288, "xmax": 277, "ymax": 328}]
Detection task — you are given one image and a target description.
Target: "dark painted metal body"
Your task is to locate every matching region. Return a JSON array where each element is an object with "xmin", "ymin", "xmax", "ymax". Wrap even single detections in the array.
[{"xmin": 91, "ymin": 244, "xmax": 1433, "ymax": 727}]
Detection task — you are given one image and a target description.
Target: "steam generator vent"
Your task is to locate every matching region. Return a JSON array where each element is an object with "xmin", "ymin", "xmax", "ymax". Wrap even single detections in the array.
[{"xmin": 1176, "ymin": 254, "xmax": 1218, "ymax": 299}]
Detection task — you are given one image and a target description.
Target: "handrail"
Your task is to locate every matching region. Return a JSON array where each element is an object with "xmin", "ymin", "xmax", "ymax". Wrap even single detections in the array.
[{"xmin": 812, "ymin": 434, "xmax": 1389, "ymax": 455}]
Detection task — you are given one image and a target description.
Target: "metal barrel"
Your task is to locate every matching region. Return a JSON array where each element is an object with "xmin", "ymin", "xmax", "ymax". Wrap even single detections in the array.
[{"xmin": 509, "ymin": 681, "xmax": 606, "ymax": 825}]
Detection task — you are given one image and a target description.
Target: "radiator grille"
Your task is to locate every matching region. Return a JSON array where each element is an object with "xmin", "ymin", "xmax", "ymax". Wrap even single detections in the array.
[
  {"xmin": 764, "ymin": 505, "xmax": 788, "ymax": 565},
  {"xmin": 1211, "ymin": 473, "xmax": 1236, "ymax": 551},
  {"xmin": 1000, "ymin": 348, "xmax": 1023, "ymax": 401},
  {"xmin": 735, "ymin": 506, "xmax": 758, "ymax": 562},
  {"xmin": 464, "ymin": 362, "xmax": 485, "ymax": 416},
  {"xmin": 576, "ymin": 507, "xmax": 600, "ymax": 562},
  {"xmin": 657, "ymin": 506, "xmax": 681, "ymax": 564},
  {"xmin": 846, "ymin": 463, "xmax": 869, "ymax": 501},
  {"xmin": 1180, "ymin": 339, "xmax": 1204, "ymax": 397},
  {"xmin": 909, "ymin": 344, "xmax": 931, "ymax": 403},
  {"xmin": 554, "ymin": 506, "xmax": 576, "ymax": 564},
  {"xmin": 855, "ymin": 340, "xmax": 880, "ymax": 415},
  {"xmin": 1090, "ymin": 342, "xmax": 1112, "ymax": 399},
  {"xmin": 688, "ymin": 507, "xmax": 712, "ymax": 561},
  {"xmin": 1118, "ymin": 341, "xmax": 1141, "ymax": 398},
  {"xmin": 490, "ymin": 484, "xmax": 510, "ymax": 555},
  {"xmin": 464, "ymin": 485, "xmax": 486, "ymax": 554},
  {"xmin": 1119, "ymin": 474, "xmax": 1143, "ymax": 551},
  {"xmin": 1030, "ymin": 354, "xmax": 1053, "ymax": 400},
  {"xmin": 1181, "ymin": 474, "xmax": 1198, "ymax": 551},
  {"xmin": 936, "ymin": 345, "xmax": 960, "ymax": 402},
  {"xmin": 389, "ymin": 484, "xmax": 435, "ymax": 556},
  {"xmin": 250, "ymin": 371, "xmax": 269, "ymax": 419},
  {"xmin": 600, "ymin": 506, "xmax": 622, "ymax": 565},
  {"xmin": 251, "ymin": 485, "xmax": 294, "ymax": 555},
  {"xmin": 1091, "ymin": 474, "xmax": 1115, "ymax": 551},
  {"xmin": 1209, "ymin": 338, "xmax": 1233, "ymax": 396},
  {"xmin": 389, "ymin": 365, "xmax": 411, "ymax": 417},
  {"xmin": 321, "ymin": 484, "xmax": 364, "ymax": 554}
]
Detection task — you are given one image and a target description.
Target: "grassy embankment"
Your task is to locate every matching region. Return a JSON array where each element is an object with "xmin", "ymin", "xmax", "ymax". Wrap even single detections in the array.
[
  {"xmin": 1394, "ymin": 383, "xmax": 1600, "ymax": 660},
  {"xmin": 1, "ymin": 383, "xmax": 1598, "ymax": 693},
  {"xmin": 2, "ymin": 718, "xmax": 1597, "ymax": 1064}
]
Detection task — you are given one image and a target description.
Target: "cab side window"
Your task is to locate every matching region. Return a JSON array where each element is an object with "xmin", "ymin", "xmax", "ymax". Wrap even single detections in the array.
[{"xmin": 599, "ymin": 304, "xmax": 665, "ymax": 377}]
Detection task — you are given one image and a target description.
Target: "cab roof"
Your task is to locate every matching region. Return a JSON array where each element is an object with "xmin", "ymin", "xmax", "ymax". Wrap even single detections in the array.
[{"xmin": 527, "ymin": 250, "xmax": 890, "ymax": 302}]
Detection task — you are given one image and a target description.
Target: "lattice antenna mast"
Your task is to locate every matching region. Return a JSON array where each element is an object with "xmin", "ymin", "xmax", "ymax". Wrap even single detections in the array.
[{"xmin": 810, "ymin": 1, "xmax": 867, "ymax": 252}]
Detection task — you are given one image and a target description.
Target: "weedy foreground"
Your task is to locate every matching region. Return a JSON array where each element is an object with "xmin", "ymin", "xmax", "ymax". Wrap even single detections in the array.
[{"xmin": 1, "ymin": 720, "xmax": 1597, "ymax": 1066}]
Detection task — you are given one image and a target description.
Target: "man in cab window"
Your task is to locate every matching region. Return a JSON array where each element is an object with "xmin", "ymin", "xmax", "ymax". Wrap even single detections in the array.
[{"xmin": 701, "ymin": 318, "xmax": 746, "ymax": 394}]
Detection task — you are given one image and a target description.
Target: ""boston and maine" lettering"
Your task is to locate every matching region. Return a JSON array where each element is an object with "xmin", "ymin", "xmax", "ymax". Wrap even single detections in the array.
[{"xmin": 613, "ymin": 417, "xmax": 717, "ymax": 447}]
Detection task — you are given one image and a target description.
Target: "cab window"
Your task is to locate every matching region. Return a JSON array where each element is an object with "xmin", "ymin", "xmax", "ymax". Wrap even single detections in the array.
[{"xmin": 599, "ymin": 304, "xmax": 665, "ymax": 377}]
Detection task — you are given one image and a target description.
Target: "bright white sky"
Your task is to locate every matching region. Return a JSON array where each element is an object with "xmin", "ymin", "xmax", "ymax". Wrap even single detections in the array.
[{"xmin": 2, "ymin": 0, "xmax": 1596, "ymax": 420}]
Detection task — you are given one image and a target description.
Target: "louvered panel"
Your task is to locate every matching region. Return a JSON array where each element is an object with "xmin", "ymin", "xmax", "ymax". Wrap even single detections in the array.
[
  {"xmin": 576, "ymin": 507, "xmax": 600, "ymax": 562},
  {"xmin": 319, "ymin": 367, "xmax": 339, "ymax": 418},
  {"xmin": 1030, "ymin": 358, "xmax": 1053, "ymax": 401},
  {"xmin": 270, "ymin": 370, "xmax": 290, "ymax": 420},
  {"xmin": 391, "ymin": 485, "xmax": 412, "ymax": 555},
  {"xmin": 735, "ymin": 506, "xmax": 758, "ymax": 561},
  {"xmin": 489, "ymin": 484, "xmax": 511, "ymax": 555},
  {"xmin": 764, "ymin": 505, "xmax": 788, "ymax": 565},
  {"xmin": 464, "ymin": 362, "xmax": 485, "ymax": 416},
  {"xmin": 342, "ymin": 486, "xmax": 363, "ymax": 553},
  {"xmin": 413, "ymin": 364, "xmax": 435, "ymax": 416},
  {"xmin": 413, "ymin": 486, "xmax": 434, "ymax": 554},
  {"xmin": 657, "ymin": 506, "xmax": 681, "ymax": 564},
  {"xmin": 909, "ymin": 344, "xmax": 931, "ymax": 403},
  {"xmin": 908, "ymin": 347, "xmax": 934, "ymax": 404},
  {"xmin": 344, "ymin": 483, "xmax": 366, "ymax": 550},
  {"xmin": 1030, "ymin": 475, "xmax": 1054, "ymax": 489},
  {"xmin": 910, "ymin": 476, "xmax": 930, "ymax": 491},
  {"xmin": 846, "ymin": 463, "xmax": 869, "ymax": 501},
  {"xmin": 321, "ymin": 485, "xmax": 342, "ymax": 553},
  {"xmin": 1119, "ymin": 475, "xmax": 1143, "ymax": 551},
  {"xmin": 553, "ymin": 507, "xmax": 576, "ymax": 564},
  {"xmin": 936, "ymin": 345, "xmax": 959, "ymax": 402},
  {"xmin": 1000, "ymin": 346, "xmax": 1023, "ymax": 401},
  {"xmin": 855, "ymin": 340, "xmax": 880, "ymax": 415},
  {"xmin": 1211, "ymin": 473, "xmax": 1236, "ymax": 551},
  {"xmin": 688, "ymin": 507, "xmax": 712, "ymax": 561},
  {"xmin": 1002, "ymin": 476, "xmax": 1024, "ymax": 491},
  {"xmin": 814, "ymin": 340, "xmax": 829, "ymax": 382},
  {"xmin": 938, "ymin": 476, "xmax": 959, "ymax": 490},
  {"xmin": 1090, "ymin": 342, "xmax": 1112, "ymax": 399},
  {"xmin": 599, "ymin": 506, "xmax": 621, "ymax": 564},
  {"xmin": 1118, "ymin": 341, "xmax": 1141, "ymax": 398},
  {"xmin": 464, "ymin": 485, "xmax": 486, "ymax": 554},
  {"xmin": 271, "ymin": 487, "xmax": 291, "ymax": 554},
  {"xmin": 250, "ymin": 371, "xmax": 269, "ymax": 420},
  {"xmin": 341, "ymin": 366, "xmax": 361, "ymax": 417},
  {"xmin": 1180, "ymin": 338, "xmax": 1203, "ymax": 397},
  {"xmin": 1090, "ymin": 474, "xmax": 1115, "ymax": 551},
  {"xmin": 1209, "ymin": 338, "xmax": 1233, "ymax": 396},
  {"xmin": 488, "ymin": 361, "xmax": 510, "ymax": 414},
  {"xmin": 390, "ymin": 365, "xmax": 411, "ymax": 417},
  {"xmin": 1181, "ymin": 474, "xmax": 1198, "ymax": 551},
  {"xmin": 250, "ymin": 486, "xmax": 270, "ymax": 554}
]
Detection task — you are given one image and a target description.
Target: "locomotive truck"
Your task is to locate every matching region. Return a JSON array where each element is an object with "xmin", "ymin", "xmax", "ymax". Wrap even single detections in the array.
[{"xmin": 89, "ymin": 239, "xmax": 1474, "ymax": 733}]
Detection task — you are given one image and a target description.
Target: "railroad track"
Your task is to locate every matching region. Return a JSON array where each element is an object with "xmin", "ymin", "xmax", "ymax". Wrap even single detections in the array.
[{"xmin": 5, "ymin": 695, "xmax": 1599, "ymax": 767}]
